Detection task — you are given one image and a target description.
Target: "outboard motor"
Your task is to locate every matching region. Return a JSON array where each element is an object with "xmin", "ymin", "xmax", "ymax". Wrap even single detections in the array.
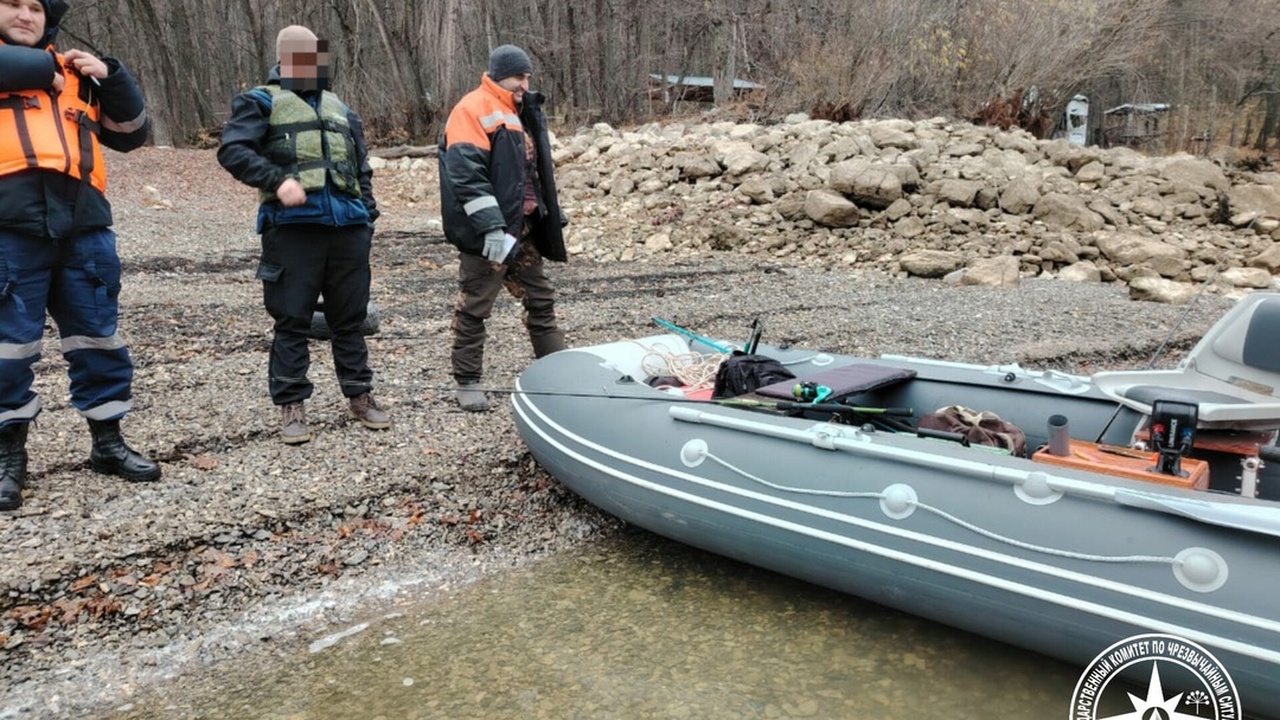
[{"xmin": 1148, "ymin": 400, "xmax": 1198, "ymax": 478}]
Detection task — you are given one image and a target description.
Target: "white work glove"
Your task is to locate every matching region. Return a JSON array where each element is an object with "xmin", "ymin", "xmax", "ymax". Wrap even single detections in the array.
[{"xmin": 482, "ymin": 229, "xmax": 517, "ymax": 263}]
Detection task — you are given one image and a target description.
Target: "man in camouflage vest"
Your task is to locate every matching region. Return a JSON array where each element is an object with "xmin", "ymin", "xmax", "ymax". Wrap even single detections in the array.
[{"xmin": 217, "ymin": 25, "xmax": 389, "ymax": 444}]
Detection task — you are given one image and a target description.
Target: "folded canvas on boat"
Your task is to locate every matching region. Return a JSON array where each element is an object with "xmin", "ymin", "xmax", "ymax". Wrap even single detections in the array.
[{"xmin": 755, "ymin": 363, "xmax": 917, "ymax": 402}]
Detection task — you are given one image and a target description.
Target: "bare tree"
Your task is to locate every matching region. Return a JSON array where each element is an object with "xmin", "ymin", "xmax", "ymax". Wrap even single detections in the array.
[{"xmin": 50, "ymin": 0, "xmax": 1280, "ymax": 152}]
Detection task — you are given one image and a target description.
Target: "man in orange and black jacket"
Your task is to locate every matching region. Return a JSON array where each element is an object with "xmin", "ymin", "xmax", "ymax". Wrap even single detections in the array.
[
  {"xmin": 1, "ymin": 0, "xmax": 157, "ymax": 512},
  {"xmin": 438, "ymin": 44, "xmax": 568, "ymax": 412}
]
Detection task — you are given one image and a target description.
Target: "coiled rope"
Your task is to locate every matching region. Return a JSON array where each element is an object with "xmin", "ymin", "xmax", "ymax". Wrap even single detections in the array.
[{"xmin": 634, "ymin": 341, "xmax": 728, "ymax": 393}]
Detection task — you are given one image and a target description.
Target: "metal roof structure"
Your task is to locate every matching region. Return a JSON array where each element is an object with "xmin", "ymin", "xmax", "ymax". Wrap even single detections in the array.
[
  {"xmin": 648, "ymin": 74, "xmax": 764, "ymax": 91},
  {"xmin": 1104, "ymin": 103, "xmax": 1171, "ymax": 115}
]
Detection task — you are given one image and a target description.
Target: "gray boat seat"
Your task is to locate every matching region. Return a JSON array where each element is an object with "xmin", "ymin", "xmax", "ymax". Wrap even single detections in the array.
[{"xmin": 1092, "ymin": 293, "xmax": 1280, "ymax": 431}]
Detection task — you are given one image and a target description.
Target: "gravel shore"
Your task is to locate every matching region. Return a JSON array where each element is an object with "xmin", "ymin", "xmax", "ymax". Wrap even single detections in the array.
[{"xmin": 0, "ymin": 147, "xmax": 1239, "ymax": 718}]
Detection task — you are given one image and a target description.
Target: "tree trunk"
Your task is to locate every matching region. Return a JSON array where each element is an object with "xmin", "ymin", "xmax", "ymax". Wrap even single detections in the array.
[
  {"xmin": 1255, "ymin": 90, "xmax": 1279, "ymax": 151},
  {"xmin": 712, "ymin": 16, "xmax": 732, "ymax": 106},
  {"xmin": 123, "ymin": 0, "xmax": 182, "ymax": 146}
]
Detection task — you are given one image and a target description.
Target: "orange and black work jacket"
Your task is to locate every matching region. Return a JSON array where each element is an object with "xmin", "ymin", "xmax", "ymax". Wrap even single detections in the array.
[
  {"xmin": 0, "ymin": 42, "xmax": 149, "ymax": 239},
  {"xmin": 439, "ymin": 74, "xmax": 567, "ymax": 262}
]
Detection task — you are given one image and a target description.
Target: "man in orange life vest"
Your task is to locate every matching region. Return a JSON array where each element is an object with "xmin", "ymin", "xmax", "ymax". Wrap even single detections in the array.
[
  {"xmin": 0, "ymin": 0, "xmax": 157, "ymax": 512},
  {"xmin": 439, "ymin": 45, "xmax": 568, "ymax": 412}
]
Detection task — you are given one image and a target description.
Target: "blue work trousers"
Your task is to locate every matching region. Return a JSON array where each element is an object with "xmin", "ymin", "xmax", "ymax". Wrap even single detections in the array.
[{"xmin": 0, "ymin": 229, "xmax": 134, "ymax": 427}]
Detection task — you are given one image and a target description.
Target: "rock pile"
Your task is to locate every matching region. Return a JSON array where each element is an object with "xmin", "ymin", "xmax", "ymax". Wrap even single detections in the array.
[{"xmin": 376, "ymin": 115, "xmax": 1280, "ymax": 304}]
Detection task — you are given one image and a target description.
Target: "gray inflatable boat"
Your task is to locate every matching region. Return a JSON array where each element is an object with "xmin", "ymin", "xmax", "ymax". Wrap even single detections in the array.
[{"xmin": 513, "ymin": 293, "xmax": 1280, "ymax": 717}]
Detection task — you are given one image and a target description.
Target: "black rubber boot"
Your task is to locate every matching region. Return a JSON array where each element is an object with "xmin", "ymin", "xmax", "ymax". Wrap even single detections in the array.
[
  {"xmin": 88, "ymin": 419, "xmax": 161, "ymax": 482},
  {"xmin": 0, "ymin": 423, "xmax": 29, "ymax": 511}
]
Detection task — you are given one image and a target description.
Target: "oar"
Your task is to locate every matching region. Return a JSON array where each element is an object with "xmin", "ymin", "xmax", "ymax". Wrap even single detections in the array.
[{"xmin": 651, "ymin": 317, "xmax": 733, "ymax": 354}]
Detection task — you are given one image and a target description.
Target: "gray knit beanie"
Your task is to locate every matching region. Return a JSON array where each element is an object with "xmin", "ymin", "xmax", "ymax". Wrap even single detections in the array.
[{"xmin": 487, "ymin": 44, "xmax": 533, "ymax": 81}]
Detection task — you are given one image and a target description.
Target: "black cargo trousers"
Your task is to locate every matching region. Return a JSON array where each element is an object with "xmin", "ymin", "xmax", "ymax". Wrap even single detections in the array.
[{"xmin": 256, "ymin": 223, "xmax": 374, "ymax": 405}]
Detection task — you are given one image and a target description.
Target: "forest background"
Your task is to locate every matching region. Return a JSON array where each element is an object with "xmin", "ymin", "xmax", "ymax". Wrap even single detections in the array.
[{"xmin": 59, "ymin": 0, "xmax": 1280, "ymax": 156}]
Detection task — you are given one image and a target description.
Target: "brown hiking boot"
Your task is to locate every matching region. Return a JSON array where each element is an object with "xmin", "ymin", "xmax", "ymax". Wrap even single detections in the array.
[
  {"xmin": 348, "ymin": 392, "xmax": 391, "ymax": 430},
  {"xmin": 280, "ymin": 402, "xmax": 311, "ymax": 444}
]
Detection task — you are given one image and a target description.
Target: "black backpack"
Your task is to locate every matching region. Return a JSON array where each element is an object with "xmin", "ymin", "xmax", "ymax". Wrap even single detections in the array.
[{"xmin": 712, "ymin": 352, "xmax": 796, "ymax": 399}]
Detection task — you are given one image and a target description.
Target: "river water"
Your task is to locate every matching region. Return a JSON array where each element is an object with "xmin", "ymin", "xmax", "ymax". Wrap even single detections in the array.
[{"xmin": 112, "ymin": 530, "xmax": 1131, "ymax": 720}]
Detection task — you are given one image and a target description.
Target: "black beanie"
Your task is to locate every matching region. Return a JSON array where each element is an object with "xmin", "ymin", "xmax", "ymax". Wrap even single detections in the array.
[
  {"xmin": 35, "ymin": 0, "xmax": 69, "ymax": 46},
  {"xmin": 487, "ymin": 44, "xmax": 533, "ymax": 82}
]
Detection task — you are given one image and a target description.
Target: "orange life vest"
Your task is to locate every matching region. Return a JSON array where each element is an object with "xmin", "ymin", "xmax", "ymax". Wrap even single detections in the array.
[{"xmin": 0, "ymin": 54, "xmax": 107, "ymax": 193}]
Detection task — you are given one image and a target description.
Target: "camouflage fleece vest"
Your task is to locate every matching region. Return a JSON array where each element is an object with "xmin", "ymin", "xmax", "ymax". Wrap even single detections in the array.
[{"xmin": 257, "ymin": 85, "xmax": 361, "ymax": 203}]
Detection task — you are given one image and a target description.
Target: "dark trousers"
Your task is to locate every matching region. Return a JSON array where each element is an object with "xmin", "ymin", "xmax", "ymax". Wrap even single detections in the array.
[
  {"xmin": 0, "ymin": 228, "xmax": 134, "ymax": 426},
  {"xmin": 451, "ymin": 242, "xmax": 564, "ymax": 383},
  {"xmin": 258, "ymin": 224, "xmax": 373, "ymax": 405}
]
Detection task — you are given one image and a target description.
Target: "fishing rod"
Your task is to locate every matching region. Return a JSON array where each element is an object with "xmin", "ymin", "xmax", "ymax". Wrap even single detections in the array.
[{"xmin": 451, "ymin": 385, "xmax": 914, "ymax": 418}]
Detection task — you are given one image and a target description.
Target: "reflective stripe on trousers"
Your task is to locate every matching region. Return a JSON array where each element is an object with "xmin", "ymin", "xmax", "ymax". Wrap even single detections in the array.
[{"xmin": 0, "ymin": 228, "xmax": 134, "ymax": 423}]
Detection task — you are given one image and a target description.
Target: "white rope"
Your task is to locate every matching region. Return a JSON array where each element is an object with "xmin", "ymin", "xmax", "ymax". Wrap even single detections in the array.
[
  {"xmin": 700, "ymin": 449, "xmax": 1177, "ymax": 566},
  {"xmin": 635, "ymin": 341, "xmax": 727, "ymax": 393}
]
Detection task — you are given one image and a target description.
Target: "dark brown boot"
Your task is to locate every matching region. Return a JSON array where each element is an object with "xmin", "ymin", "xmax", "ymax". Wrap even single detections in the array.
[
  {"xmin": 348, "ymin": 392, "xmax": 391, "ymax": 430},
  {"xmin": 280, "ymin": 402, "xmax": 311, "ymax": 445},
  {"xmin": 531, "ymin": 330, "xmax": 566, "ymax": 359},
  {"xmin": 0, "ymin": 423, "xmax": 29, "ymax": 511},
  {"xmin": 88, "ymin": 419, "xmax": 161, "ymax": 482}
]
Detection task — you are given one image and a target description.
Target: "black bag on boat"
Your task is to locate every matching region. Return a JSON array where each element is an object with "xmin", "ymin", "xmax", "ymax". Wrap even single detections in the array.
[{"xmin": 712, "ymin": 352, "xmax": 796, "ymax": 399}]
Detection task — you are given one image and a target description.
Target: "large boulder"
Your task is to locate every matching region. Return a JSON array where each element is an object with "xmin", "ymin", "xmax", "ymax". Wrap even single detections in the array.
[
  {"xmin": 1128, "ymin": 277, "xmax": 1197, "ymax": 305},
  {"xmin": 1096, "ymin": 234, "xmax": 1188, "ymax": 278},
  {"xmin": 803, "ymin": 189, "xmax": 862, "ymax": 227},
  {"xmin": 1226, "ymin": 184, "xmax": 1280, "ymax": 222},
  {"xmin": 999, "ymin": 176, "xmax": 1042, "ymax": 215},
  {"xmin": 829, "ymin": 159, "xmax": 904, "ymax": 209},
  {"xmin": 673, "ymin": 151, "xmax": 721, "ymax": 180},
  {"xmin": 713, "ymin": 140, "xmax": 771, "ymax": 178},
  {"xmin": 1248, "ymin": 244, "xmax": 1280, "ymax": 273},
  {"xmin": 1157, "ymin": 155, "xmax": 1230, "ymax": 192},
  {"xmin": 935, "ymin": 179, "xmax": 983, "ymax": 208},
  {"xmin": 1219, "ymin": 267, "xmax": 1273, "ymax": 289},
  {"xmin": 1033, "ymin": 193, "xmax": 1106, "ymax": 232},
  {"xmin": 961, "ymin": 255, "xmax": 1021, "ymax": 288},
  {"xmin": 900, "ymin": 250, "xmax": 964, "ymax": 278}
]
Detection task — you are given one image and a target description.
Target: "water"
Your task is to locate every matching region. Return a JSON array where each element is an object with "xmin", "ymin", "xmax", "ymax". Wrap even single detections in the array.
[{"xmin": 113, "ymin": 531, "xmax": 1119, "ymax": 720}]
